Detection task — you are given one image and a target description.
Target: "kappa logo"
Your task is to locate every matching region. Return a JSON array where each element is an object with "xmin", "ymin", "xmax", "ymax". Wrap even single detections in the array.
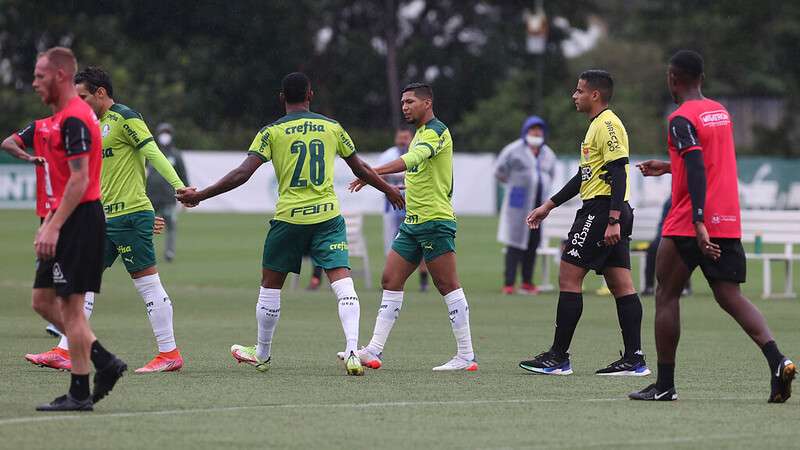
[
  {"xmin": 567, "ymin": 248, "xmax": 581, "ymax": 259},
  {"xmin": 52, "ymin": 263, "xmax": 66, "ymax": 284}
]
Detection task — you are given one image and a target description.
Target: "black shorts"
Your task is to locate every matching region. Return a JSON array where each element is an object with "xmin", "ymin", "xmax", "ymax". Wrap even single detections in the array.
[
  {"xmin": 34, "ymin": 201, "xmax": 105, "ymax": 297},
  {"xmin": 665, "ymin": 236, "xmax": 746, "ymax": 283},
  {"xmin": 561, "ymin": 198, "xmax": 633, "ymax": 274}
]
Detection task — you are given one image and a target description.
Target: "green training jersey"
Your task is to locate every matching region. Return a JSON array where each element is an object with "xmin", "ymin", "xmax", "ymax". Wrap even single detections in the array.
[
  {"xmin": 99, "ymin": 103, "xmax": 185, "ymax": 218},
  {"xmin": 400, "ymin": 118, "xmax": 455, "ymax": 224},
  {"xmin": 248, "ymin": 111, "xmax": 356, "ymax": 225}
]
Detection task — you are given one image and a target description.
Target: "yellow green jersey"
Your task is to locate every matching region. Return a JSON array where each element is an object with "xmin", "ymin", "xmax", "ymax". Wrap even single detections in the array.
[
  {"xmin": 400, "ymin": 118, "xmax": 455, "ymax": 224},
  {"xmin": 99, "ymin": 103, "xmax": 185, "ymax": 218},
  {"xmin": 578, "ymin": 109, "xmax": 631, "ymax": 201},
  {"xmin": 248, "ymin": 111, "xmax": 356, "ymax": 225}
]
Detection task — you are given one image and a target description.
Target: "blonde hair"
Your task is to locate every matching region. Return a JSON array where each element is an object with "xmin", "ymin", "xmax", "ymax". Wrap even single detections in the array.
[{"xmin": 39, "ymin": 47, "xmax": 78, "ymax": 75}]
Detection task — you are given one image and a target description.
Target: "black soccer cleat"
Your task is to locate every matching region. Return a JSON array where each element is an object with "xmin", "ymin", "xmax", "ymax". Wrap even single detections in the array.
[
  {"xmin": 36, "ymin": 394, "xmax": 93, "ymax": 412},
  {"xmin": 519, "ymin": 349, "xmax": 573, "ymax": 375},
  {"xmin": 629, "ymin": 383, "xmax": 677, "ymax": 401},
  {"xmin": 93, "ymin": 356, "xmax": 127, "ymax": 404},
  {"xmin": 768, "ymin": 357, "xmax": 796, "ymax": 403},
  {"xmin": 596, "ymin": 351, "xmax": 651, "ymax": 376}
]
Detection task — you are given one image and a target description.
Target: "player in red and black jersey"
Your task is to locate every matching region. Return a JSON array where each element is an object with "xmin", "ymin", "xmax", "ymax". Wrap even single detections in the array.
[
  {"xmin": 632, "ymin": 50, "xmax": 795, "ymax": 402},
  {"xmin": 20, "ymin": 47, "xmax": 127, "ymax": 411}
]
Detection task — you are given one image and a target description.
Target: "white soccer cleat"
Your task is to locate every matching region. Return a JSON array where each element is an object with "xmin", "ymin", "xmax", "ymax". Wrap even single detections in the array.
[
  {"xmin": 432, "ymin": 355, "xmax": 478, "ymax": 372},
  {"xmin": 336, "ymin": 347, "xmax": 382, "ymax": 369}
]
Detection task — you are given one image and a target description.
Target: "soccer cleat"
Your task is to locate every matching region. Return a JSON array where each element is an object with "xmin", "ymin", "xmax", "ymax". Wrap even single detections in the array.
[
  {"xmin": 519, "ymin": 350, "xmax": 573, "ymax": 375},
  {"xmin": 432, "ymin": 355, "xmax": 478, "ymax": 371},
  {"xmin": 629, "ymin": 383, "xmax": 678, "ymax": 401},
  {"xmin": 768, "ymin": 357, "xmax": 796, "ymax": 403},
  {"xmin": 36, "ymin": 394, "xmax": 93, "ymax": 412},
  {"xmin": 517, "ymin": 283, "xmax": 540, "ymax": 295},
  {"xmin": 501, "ymin": 285, "xmax": 515, "ymax": 295},
  {"xmin": 336, "ymin": 347, "xmax": 382, "ymax": 369},
  {"xmin": 134, "ymin": 349, "xmax": 184, "ymax": 373},
  {"xmin": 45, "ymin": 323, "xmax": 63, "ymax": 338},
  {"xmin": 230, "ymin": 344, "xmax": 271, "ymax": 372},
  {"xmin": 93, "ymin": 356, "xmax": 127, "ymax": 404},
  {"xmin": 345, "ymin": 351, "xmax": 365, "ymax": 376},
  {"xmin": 24, "ymin": 347, "xmax": 72, "ymax": 371},
  {"xmin": 595, "ymin": 351, "xmax": 651, "ymax": 376}
]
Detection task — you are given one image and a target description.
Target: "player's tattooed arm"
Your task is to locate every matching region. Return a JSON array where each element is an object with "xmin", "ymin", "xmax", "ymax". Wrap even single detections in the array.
[
  {"xmin": 1, "ymin": 134, "xmax": 44, "ymax": 164},
  {"xmin": 176, "ymin": 153, "xmax": 263, "ymax": 206},
  {"xmin": 35, "ymin": 156, "xmax": 89, "ymax": 260}
]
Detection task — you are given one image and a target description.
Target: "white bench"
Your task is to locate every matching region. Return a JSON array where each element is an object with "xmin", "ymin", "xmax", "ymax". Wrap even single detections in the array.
[{"xmin": 741, "ymin": 210, "xmax": 800, "ymax": 299}]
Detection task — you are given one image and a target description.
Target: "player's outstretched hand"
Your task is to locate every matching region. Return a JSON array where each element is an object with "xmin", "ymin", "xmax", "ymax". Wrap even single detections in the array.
[
  {"xmin": 153, "ymin": 216, "xmax": 166, "ymax": 235},
  {"xmin": 636, "ymin": 160, "xmax": 670, "ymax": 177},
  {"xmin": 694, "ymin": 222, "xmax": 721, "ymax": 261},
  {"xmin": 348, "ymin": 178, "xmax": 367, "ymax": 193},
  {"xmin": 176, "ymin": 187, "xmax": 200, "ymax": 208},
  {"xmin": 386, "ymin": 186, "xmax": 405, "ymax": 210},
  {"xmin": 526, "ymin": 205, "xmax": 550, "ymax": 229}
]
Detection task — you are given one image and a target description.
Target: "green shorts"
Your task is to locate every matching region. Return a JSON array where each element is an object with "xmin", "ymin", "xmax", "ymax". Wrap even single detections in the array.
[
  {"xmin": 262, "ymin": 215, "xmax": 350, "ymax": 274},
  {"xmin": 104, "ymin": 210, "xmax": 157, "ymax": 273},
  {"xmin": 391, "ymin": 220, "xmax": 456, "ymax": 264}
]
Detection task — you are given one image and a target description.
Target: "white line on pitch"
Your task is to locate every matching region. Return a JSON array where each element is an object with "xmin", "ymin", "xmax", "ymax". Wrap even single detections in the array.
[{"xmin": 0, "ymin": 396, "xmax": 765, "ymax": 427}]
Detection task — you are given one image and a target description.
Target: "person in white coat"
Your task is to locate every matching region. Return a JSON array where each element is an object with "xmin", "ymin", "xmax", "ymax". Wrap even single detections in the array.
[{"xmin": 495, "ymin": 116, "xmax": 557, "ymax": 294}]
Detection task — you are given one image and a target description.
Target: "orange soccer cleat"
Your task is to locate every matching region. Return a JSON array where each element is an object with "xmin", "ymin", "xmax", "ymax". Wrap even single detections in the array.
[
  {"xmin": 134, "ymin": 348, "xmax": 184, "ymax": 373},
  {"xmin": 24, "ymin": 347, "xmax": 72, "ymax": 371}
]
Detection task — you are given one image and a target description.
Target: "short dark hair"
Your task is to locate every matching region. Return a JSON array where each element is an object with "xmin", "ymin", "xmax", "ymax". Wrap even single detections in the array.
[
  {"xmin": 669, "ymin": 50, "xmax": 704, "ymax": 83},
  {"xmin": 74, "ymin": 66, "xmax": 113, "ymax": 98},
  {"xmin": 282, "ymin": 72, "xmax": 310, "ymax": 104},
  {"xmin": 401, "ymin": 82, "xmax": 433, "ymax": 101},
  {"xmin": 579, "ymin": 69, "xmax": 614, "ymax": 102}
]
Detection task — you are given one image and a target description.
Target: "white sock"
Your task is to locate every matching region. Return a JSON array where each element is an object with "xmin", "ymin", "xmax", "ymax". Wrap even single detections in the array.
[
  {"xmin": 444, "ymin": 288, "xmax": 474, "ymax": 361},
  {"xmin": 366, "ymin": 290, "xmax": 403, "ymax": 354},
  {"xmin": 134, "ymin": 273, "xmax": 176, "ymax": 353},
  {"xmin": 57, "ymin": 291, "xmax": 95, "ymax": 351},
  {"xmin": 256, "ymin": 287, "xmax": 281, "ymax": 361},
  {"xmin": 331, "ymin": 277, "xmax": 360, "ymax": 355}
]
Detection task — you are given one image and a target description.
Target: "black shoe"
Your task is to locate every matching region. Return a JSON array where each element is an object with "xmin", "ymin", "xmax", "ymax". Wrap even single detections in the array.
[
  {"xmin": 519, "ymin": 349, "xmax": 573, "ymax": 375},
  {"xmin": 769, "ymin": 357, "xmax": 796, "ymax": 403},
  {"xmin": 93, "ymin": 357, "xmax": 127, "ymax": 404},
  {"xmin": 596, "ymin": 351, "xmax": 651, "ymax": 376},
  {"xmin": 36, "ymin": 394, "xmax": 93, "ymax": 411},
  {"xmin": 629, "ymin": 383, "xmax": 677, "ymax": 401}
]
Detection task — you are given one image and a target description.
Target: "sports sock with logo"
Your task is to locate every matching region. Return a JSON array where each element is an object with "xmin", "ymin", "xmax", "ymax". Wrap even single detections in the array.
[
  {"xmin": 331, "ymin": 277, "xmax": 360, "ymax": 356},
  {"xmin": 133, "ymin": 273, "xmax": 176, "ymax": 353},
  {"xmin": 57, "ymin": 291, "xmax": 95, "ymax": 350},
  {"xmin": 366, "ymin": 290, "xmax": 403, "ymax": 355},
  {"xmin": 615, "ymin": 293, "xmax": 643, "ymax": 357},
  {"xmin": 90, "ymin": 340, "xmax": 113, "ymax": 370},
  {"xmin": 255, "ymin": 287, "xmax": 281, "ymax": 361},
  {"xmin": 444, "ymin": 288, "xmax": 475, "ymax": 361},
  {"xmin": 69, "ymin": 373, "xmax": 90, "ymax": 401},
  {"xmin": 656, "ymin": 362, "xmax": 675, "ymax": 390},
  {"xmin": 761, "ymin": 340, "xmax": 785, "ymax": 374},
  {"xmin": 552, "ymin": 291, "xmax": 583, "ymax": 355}
]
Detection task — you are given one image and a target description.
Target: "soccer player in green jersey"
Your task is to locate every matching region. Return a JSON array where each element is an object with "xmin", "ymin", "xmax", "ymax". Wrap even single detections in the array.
[
  {"xmin": 175, "ymin": 72, "xmax": 403, "ymax": 376},
  {"xmin": 346, "ymin": 83, "xmax": 478, "ymax": 371},
  {"xmin": 26, "ymin": 67, "xmax": 187, "ymax": 373}
]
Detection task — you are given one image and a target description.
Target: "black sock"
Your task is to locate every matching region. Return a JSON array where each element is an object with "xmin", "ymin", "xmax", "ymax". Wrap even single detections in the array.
[
  {"xmin": 656, "ymin": 363, "xmax": 675, "ymax": 390},
  {"xmin": 70, "ymin": 373, "xmax": 90, "ymax": 401},
  {"xmin": 615, "ymin": 294, "xmax": 643, "ymax": 357},
  {"xmin": 551, "ymin": 292, "xmax": 583, "ymax": 356},
  {"xmin": 420, "ymin": 271, "xmax": 428, "ymax": 287},
  {"xmin": 90, "ymin": 340, "xmax": 113, "ymax": 370},
  {"xmin": 761, "ymin": 340, "xmax": 784, "ymax": 374}
]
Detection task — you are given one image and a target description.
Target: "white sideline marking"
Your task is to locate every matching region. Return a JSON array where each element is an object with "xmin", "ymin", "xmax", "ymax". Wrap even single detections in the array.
[
  {"xmin": 0, "ymin": 396, "xmax": 764, "ymax": 427},
  {"xmin": 1, "ymin": 398, "xmax": 620, "ymax": 426}
]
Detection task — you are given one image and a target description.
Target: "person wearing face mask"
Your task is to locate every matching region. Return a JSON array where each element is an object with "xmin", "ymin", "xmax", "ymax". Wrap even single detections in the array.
[
  {"xmin": 495, "ymin": 116, "xmax": 557, "ymax": 295},
  {"xmin": 146, "ymin": 123, "xmax": 189, "ymax": 262}
]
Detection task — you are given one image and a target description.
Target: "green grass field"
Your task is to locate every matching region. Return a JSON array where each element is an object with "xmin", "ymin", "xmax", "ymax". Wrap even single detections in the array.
[{"xmin": 1, "ymin": 209, "xmax": 798, "ymax": 449}]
